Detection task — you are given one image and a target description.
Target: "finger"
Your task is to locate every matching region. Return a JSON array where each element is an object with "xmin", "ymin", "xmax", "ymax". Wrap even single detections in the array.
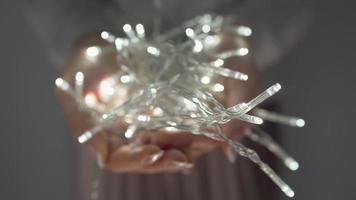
[
  {"xmin": 105, "ymin": 144, "xmax": 165, "ymax": 173},
  {"xmin": 151, "ymin": 130, "xmax": 225, "ymax": 161},
  {"xmin": 182, "ymin": 134, "xmax": 225, "ymax": 161},
  {"xmin": 146, "ymin": 149, "xmax": 194, "ymax": 173},
  {"xmin": 150, "ymin": 130, "xmax": 193, "ymax": 150}
]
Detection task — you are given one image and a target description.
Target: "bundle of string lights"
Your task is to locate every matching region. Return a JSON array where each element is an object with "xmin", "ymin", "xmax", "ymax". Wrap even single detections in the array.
[{"xmin": 55, "ymin": 13, "xmax": 305, "ymax": 198}]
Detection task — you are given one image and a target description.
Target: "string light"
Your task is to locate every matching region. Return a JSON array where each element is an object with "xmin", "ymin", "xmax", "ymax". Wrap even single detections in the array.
[{"xmin": 55, "ymin": 14, "xmax": 305, "ymax": 198}]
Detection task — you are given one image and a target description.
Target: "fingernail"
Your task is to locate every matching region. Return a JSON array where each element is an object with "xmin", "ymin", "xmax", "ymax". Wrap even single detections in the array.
[
  {"xmin": 143, "ymin": 150, "xmax": 164, "ymax": 165},
  {"xmin": 170, "ymin": 161, "xmax": 194, "ymax": 171}
]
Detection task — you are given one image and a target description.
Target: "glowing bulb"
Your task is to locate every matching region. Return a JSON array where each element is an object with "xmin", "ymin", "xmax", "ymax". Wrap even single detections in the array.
[
  {"xmin": 200, "ymin": 76, "xmax": 211, "ymax": 84},
  {"xmin": 120, "ymin": 75, "xmax": 131, "ymax": 83},
  {"xmin": 78, "ymin": 131, "xmax": 93, "ymax": 143},
  {"xmin": 213, "ymin": 83, "xmax": 225, "ymax": 92},
  {"xmin": 185, "ymin": 28, "xmax": 195, "ymax": 37},
  {"xmin": 84, "ymin": 93, "xmax": 97, "ymax": 108},
  {"xmin": 204, "ymin": 35, "xmax": 220, "ymax": 47},
  {"xmin": 282, "ymin": 186, "xmax": 295, "ymax": 198},
  {"xmin": 285, "ymin": 158, "xmax": 300, "ymax": 171},
  {"xmin": 86, "ymin": 46, "xmax": 101, "ymax": 57},
  {"xmin": 55, "ymin": 78, "xmax": 69, "ymax": 91},
  {"xmin": 266, "ymin": 83, "xmax": 282, "ymax": 95},
  {"xmin": 115, "ymin": 38, "xmax": 125, "ymax": 51},
  {"xmin": 296, "ymin": 119, "xmax": 305, "ymax": 127},
  {"xmin": 55, "ymin": 78, "xmax": 63, "ymax": 86},
  {"xmin": 193, "ymin": 41, "xmax": 203, "ymax": 53},
  {"xmin": 147, "ymin": 46, "xmax": 160, "ymax": 56},
  {"xmin": 152, "ymin": 107, "xmax": 163, "ymax": 116},
  {"xmin": 99, "ymin": 78, "xmax": 115, "ymax": 100},
  {"xmin": 202, "ymin": 25, "xmax": 211, "ymax": 33},
  {"xmin": 237, "ymin": 48, "xmax": 249, "ymax": 56},
  {"xmin": 124, "ymin": 125, "xmax": 137, "ymax": 139},
  {"xmin": 75, "ymin": 72, "xmax": 84, "ymax": 82},
  {"xmin": 123, "ymin": 24, "xmax": 132, "ymax": 32},
  {"xmin": 237, "ymin": 25, "xmax": 252, "ymax": 37},
  {"xmin": 101, "ymin": 31, "xmax": 109, "ymax": 39},
  {"xmin": 213, "ymin": 59, "xmax": 224, "ymax": 67},
  {"xmin": 135, "ymin": 24, "xmax": 145, "ymax": 38},
  {"xmin": 150, "ymin": 88, "xmax": 157, "ymax": 94},
  {"xmin": 101, "ymin": 31, "xmax": 115, "ymax": 42},
  {"xmin": 137, "ymin": 115, "xmax": 150, "ymax": 122},
  {"xmin": 123, "ymin": 24, "xmax": 137, "ymax": 41},
  {"xmin": 255, "ymin": 117, "xmax": 264, "ymax": 124}
]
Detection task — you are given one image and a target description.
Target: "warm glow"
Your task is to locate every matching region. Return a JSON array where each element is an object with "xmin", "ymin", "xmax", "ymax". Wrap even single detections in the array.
[{"xmin": 84, "ymin": 93, "xmax": 97, "ymax": 108}]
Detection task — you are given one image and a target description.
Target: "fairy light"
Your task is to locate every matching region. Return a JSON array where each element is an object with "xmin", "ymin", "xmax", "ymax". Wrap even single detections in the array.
[
  {"xmin": 213, "ymin": 59, "xmax": 224, "ymax": 67},
  {"xmin": 237, "ymin": 47, "xmax": 249, "ymax": 56},
  {"xmin": 202, "ymin": 24, "xmax": 211, "ymax": 33},
  {"xmin": 75, "ymin": 72, "xmax": 84, "ymax": 101},
  {"xmin": 55, "ymin": 14, "xmax": 305, "ymax": 198},
  {"xmin": 75, "ymin": 72, "xmax": 84, "ymax": 83},
  {"xmin": 120, "ymin": 75, "xmax": 131, "ymax": 83},
  {"xmin": 185, "ymin": 28, "xmax": 195, "ymax": 38},
  {"xmin": 254, "ymin": 108, "xmax": 306, "ymax": 128},
  {"xmin": 236, "ymin": 25, "xmax": 252, "ymax": 37},
  {"xmin": 78, "ymin": 131, "xmax": 94, "ymax": 144},
  {"xmin": 101, "ymin": 31, "xmax": 115, "ymax": 42},
  {"xmin": 204, "ymin": 35, "xmax": 220, "ymax": 47},
  {"xmin": 296, "ymin": 119, "xmax": 306, "ymax": 127},
  {"xmin": 152, "ymin": 107, "xmax": 163, "ymax": 116},
  {"xmin": 137, "ymin": 115, "xmax": 150, "ymax": 122},
  {"xmin": 98, "ymin": 78, "xmax": 116, "ymax": 102},
  {"xmin": 147, "ymin": 46, "xmax": 160, "ymax": 56},
  {"xmin": 101, "ymin": 31, "xmax": 109, "ymax": 39},
  {"xmin": 124, "ymin": 124, "xmax": 137, "ymax": 139},
  {"xmin": 86, "ymin": 46, "xmax": 101, "ymax": 57},
  {"xmin": 200, "ymin": 76, "xmax": 211, "ymax": 84},
  {"xmin": 216, "ymin": 48, "xmax": 249, "ymax": 59},
  {"xmin": 245, "ymin": 127, "xmax": 300, "ymax": 171},
  {"xmin": 193, "ymin": 40, "xmax": 203, "ymax": 53},
  {"xmin": 84, "ymin": 92, "xmax": 98, "ymax": 108},
  {"xmin": 213, "ymin": 83, "xmax": 225, "ymax": 92},
  {"xmin": 55, "ymin": 78, "xmax": 69, "ymax": 91},
  {"xmin": 135, "ymin": 24, "xmax": 145, "ymax": 38},
  {"xmin": 123, "ymin": 24, "xmax": 139, "ymax": 42},
  {"xmin": 123, "ymin": 24, "xmax": 132, "ymax": 34}
]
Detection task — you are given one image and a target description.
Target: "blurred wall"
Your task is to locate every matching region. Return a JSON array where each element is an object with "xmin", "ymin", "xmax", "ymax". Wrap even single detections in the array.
[
  {"xmin": 269, "ymin": 1, "xmax": 356, "ymax": 199},
  {"xmin": 1, "ymin": 1, "xmax": 75, "ymax": 200}
]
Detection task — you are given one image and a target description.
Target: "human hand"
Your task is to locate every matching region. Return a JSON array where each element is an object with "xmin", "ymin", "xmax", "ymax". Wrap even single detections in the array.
[{"xmin": 55, "ymin": 30, "xmax": 259, "ymax": 173}]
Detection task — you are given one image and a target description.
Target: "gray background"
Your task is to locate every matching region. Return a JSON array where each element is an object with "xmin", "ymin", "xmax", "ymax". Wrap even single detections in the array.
[{"xmin": 1, "ymin": 0, "xmax": 356, "ymax": 200}]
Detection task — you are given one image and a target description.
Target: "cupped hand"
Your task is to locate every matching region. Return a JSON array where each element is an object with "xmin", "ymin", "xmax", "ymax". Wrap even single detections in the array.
[{"xmin": 55, "ymin": 30, "xmax": 259, "ymax": 173}]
